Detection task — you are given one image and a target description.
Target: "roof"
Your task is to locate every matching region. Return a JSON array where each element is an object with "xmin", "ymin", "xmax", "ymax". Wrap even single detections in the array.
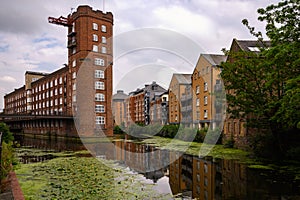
[
  {"xmin": 173, "ymin": 74, "xmax": 192, "ymax": 84},
  {"xmin": 113, "ymin": 90, "xmax": 128, "ymax": 100},
  {"xmin": 202, "ymin": 54, "xmax": 227, "ymax": 66},
  {"xmin": 234, "ymin": 39, "xmax": 271, "ymax": 52},
  {"xmin": 25, "ymin": 71, "xmax": 49, "ymax": 76}
]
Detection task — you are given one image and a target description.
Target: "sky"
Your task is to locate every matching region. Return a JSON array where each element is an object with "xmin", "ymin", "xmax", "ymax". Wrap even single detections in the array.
[{"xmin": 0, "ymin": 0, "xmax": 281, "ymax": 110}]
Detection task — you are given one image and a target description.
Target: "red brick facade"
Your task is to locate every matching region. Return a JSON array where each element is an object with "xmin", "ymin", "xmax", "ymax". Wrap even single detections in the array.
[{"xmin": 3, "ymin": 5, "xmax": 114, "ymax": 137}]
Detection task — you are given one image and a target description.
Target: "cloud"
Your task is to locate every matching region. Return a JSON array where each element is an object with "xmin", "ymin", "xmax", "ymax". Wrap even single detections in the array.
[
  {"xmin": 0, "ymin": 0, "xmax": 282, "ymax": 109},
  {"xmin": 0, "ymin": 76, "xmax": 16, "ymax": 83}
]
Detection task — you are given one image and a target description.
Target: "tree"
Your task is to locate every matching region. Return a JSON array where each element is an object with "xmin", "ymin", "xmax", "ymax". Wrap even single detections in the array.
[
  {"xmin": 0, "ymin": 122, "xmax": 14, "ymax": 144},
  {"xmin": 221, "ymin": 0, "xmax": 300, "ymax": 157}
]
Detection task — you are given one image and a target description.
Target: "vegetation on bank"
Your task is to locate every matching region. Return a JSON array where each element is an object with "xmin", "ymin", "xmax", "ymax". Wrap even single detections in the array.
[
  {"xmin": 0, "ymin": 123, "xmax": 17, "ymax": 182},
  {"xmin": 15, "ymin": 149, "xmax": 172, "ymax": 200}
]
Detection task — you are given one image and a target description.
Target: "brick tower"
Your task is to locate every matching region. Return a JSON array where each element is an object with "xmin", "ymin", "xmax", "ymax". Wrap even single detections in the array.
[{"xmin": 64, "ymin": 5, "xmax": 114, "ymax": 137}]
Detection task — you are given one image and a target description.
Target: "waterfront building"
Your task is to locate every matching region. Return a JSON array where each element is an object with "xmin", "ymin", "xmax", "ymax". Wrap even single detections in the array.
[
  {"xmin": 192, "ymin": 54, "xmax": 226, "ymax": 130},
  {"xmin": 112, "ymin": 90, "xmax": 128, "ymax": 126},
  {"xmin": 150, "ymin": 91, "xmax": 169, "ymax": 125},
  {"xmin": 222, "ymin": 39, "xmax": 270, "ymax": 147},
  {"xmin": 3, "ymin": 5, "xmax": 114, "ymax": 137},
  {"xmin": 125, "ymin": 81, "xmax": 166, "ymax": 126},
  {"xmin": 168, "ymin": 74, "xmax": 192, "ymax": 124}
]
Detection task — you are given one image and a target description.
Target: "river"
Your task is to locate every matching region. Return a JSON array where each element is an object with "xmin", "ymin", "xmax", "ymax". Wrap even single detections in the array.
[{"xmin": 15, "ymin": 135, "xmax": 300, "ymax": 199}]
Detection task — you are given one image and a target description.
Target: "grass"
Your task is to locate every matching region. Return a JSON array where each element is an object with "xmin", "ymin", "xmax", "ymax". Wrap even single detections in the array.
[
  {"xmin": 141, "ymin": 136, "xmax": 251, "ymax": 160},
  {"xmin": 15, "ymin": 149, "xmax": 173, "ymax": 200}
]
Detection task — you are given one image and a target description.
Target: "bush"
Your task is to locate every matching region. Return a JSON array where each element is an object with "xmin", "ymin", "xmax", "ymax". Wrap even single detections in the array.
[
  {"xmin": 113, "ymin": 125, "xmax": 125, "ymax": 134},
  {"xmin": 223, "ymin": 138, "xmax": 235, "ymax": 148},
  {"xmin": 0, "ymin": 122, "xmax": 14, "ymax": 143}
]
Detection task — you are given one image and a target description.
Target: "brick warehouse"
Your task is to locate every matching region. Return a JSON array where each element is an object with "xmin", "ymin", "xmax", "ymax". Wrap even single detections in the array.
[{"xmin": 3, "ymin": 5, "xmax": 114, "ymax": 137}]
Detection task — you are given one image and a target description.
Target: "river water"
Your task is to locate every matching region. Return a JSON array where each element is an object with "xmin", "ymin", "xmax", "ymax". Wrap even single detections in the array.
[{"xmin": 15, "ymin": 135, "xmax": 300, "ymax": 199}]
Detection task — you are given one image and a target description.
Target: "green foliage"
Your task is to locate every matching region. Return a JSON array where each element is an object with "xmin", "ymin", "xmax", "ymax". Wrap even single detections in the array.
[
  {"xmin": 223, "ymin": 138, "xmax": 235, "ymax": 148},
  {"xmin": 1, "ymin": 142, "xmax": 17, "ymax": 180},
  {"xmin": 222, "ymin": 0, "xmax": 300, "ymax": 157},
  {"xmin": 113, "ymin": 125, "xmax": 124, "ymax": 134},
  {"xmin": 0, "ymin": 122, "xmax": 14, "ymax": 144}
]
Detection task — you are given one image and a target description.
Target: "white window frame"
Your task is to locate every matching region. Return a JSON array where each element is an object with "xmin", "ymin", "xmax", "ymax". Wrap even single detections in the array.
[
  {"xmin": 95, "ymin": 70, "xmax": 104, "ymax": 79},
  {"xmin": 101, "ymin": 25, "xmax": 106, "ymax": 32},
  {"xmin": 72, "ymin": 60, "xmax": 76, "ymax": 67},
  {"xmin": 204, "ymin": 96, "xmax": 208, "ymax": 105},
  {"xmin": 94, "ymin": 58, "xmax": 105, "ymax": 66},
  {"xmin": 95, "ymin": 81, "xmax": 105, "ymax": 90},
  {"xmin": 102, "ymin": 36, "xmax": 106, "ymax": 44},
  {"xmin": 96, "ymin": 116, "xmax": 105, "ymax": 124},
  {"xmin": 204, "ymin": 82, "xmax": 208, "ymax": 91},
  {"xmin": 101, "ymin": 46, "xmax": 107, "ymax": 54},
  {"xmin": 93, "ymin": 45, "xmax": 98, "ymax": 52},
  {"xmin": 93, "ymin": 34, "xmax": 98, "ymax": 42},
  {"xmin": 95, "ymin": 105, "xmax": 105, "ymax": 113},
  {"xmin": 196, "ymin": 98, "xmax": 200, "ymax": 106},
  {"xmin": 93, "ymin": 23, "xmax": 98, "ymax": 30},
  {"xmin": 95, "ymin": 93, "xmax": 105, "ymax": 101},
  {"xmin": 196, "ymin": 85, "xmax": 200, "ymax": 94},
  {"xmin": 72, "ymin": 72, "xmax": 76, "ymax": 79},
  {"xmin": 204, "ymin": 110, "xmax": 208, "ymax": 118}
]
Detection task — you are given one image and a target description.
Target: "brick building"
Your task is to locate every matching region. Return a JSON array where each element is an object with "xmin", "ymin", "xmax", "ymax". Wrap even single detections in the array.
[
  {"xmin": 125, "ymin": 81, "xmax": 166, "ymax": 126},
  {"xmin": 150, "ymin": 91, "xmax": 169, "ymax": 125},
  {"xmin": 168, "ymin": 74, "xmax": 192, "ymax": 124},
  {"xmin": 192, "ymin": 54, "xmax": 226, "ymax": 130},
  {"xmin": 3, "ymin": 5, "xmax": 114, "ymax": 137},
  {"xmin": 223, "ymin": 39, "xmax": 270, "ymax": 147},
  {"xmin": 112, "ymin": 90, "xmax": 128, "ymax": 126}
]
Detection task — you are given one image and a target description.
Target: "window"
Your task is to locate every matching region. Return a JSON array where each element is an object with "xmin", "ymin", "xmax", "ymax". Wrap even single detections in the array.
[
  {"xmin": 72, "ymin": 95, "xmax": 76, "ymax": 103},
  {"xmin": 101, "ymin": 46, "xmax": 107, "ymax": 54},
  {"xmin": 204, "ymin": 110, "xmax": 208, "ymax": 118},
  {"xmin": 216, "ymin": 79, "xmax": 221, "ymax": 85},
  {"xmin": 59, "ymin": 87, "xmax": 63, "ymax": 94},
  {"xmin": 95, "ymin": 105, "xmax": 105, "ymax": 113},
  {"xmin": 196, "ymin": 98, "xmax": 200, "ymax": 106},
  {"xmin": 72, "ymin": 47, "xmax": 76, "ymax": 54},
  {"xmin": 59, "ymin": 77, "xmax": 62, "ymax": 84},
  {"xmin": 93, "ymin": 23, "xmax": 98, "ymax": 30},
  {"xmin": 73, "ymin": 83, "xmax": 76, "ymax": 91},
  {"xmin": 93, "ymin": 34, "xmax": 98, "ymax": 41},
  {"xmin": 95, "ymin": 70, "xmax": 104, "ymax": 78},
  {"xmin": 96, "ymin": 116, "xmax": 105, "ymax": 124},
  {"xmin": 206, "ymin": 66, "xmax": 210, "ymax": 73},
  {"xmin": 59, "ymin": 98, "xmax": 63, "ymax": 105},
  {"xmin": 95, "ymin": 81, "xmax": 104, "ymax": 90},
  {"xmin": 94, "ymin": 58, "xmax": 105, "ymax": 66},
  {"xmin": 72, "ymin": 22, "xmax": 75, "ymax": 32},
  {"xmin": 95, "ymin": 93, "xmax": 105, "ymax": 101},
  {"xmin": 204, "ymin": 82, "xmax": 208, "ymax": 91},
  {"xmin": 204, "ymin": 96, "xmax": 208, "ymax": 105},
  {"xmin": 197, "ymin": 174, "xmax": 200, "ymax": 182},
  {"xmin": 204, "ymin": 163, "xmax": 208, "ymax": 173},
  {"xmin": 72, "ymin": 72, "xmax": 76, "ymax": 79},
  {"xmin": 196, "ymin": 85, "xmax": 200, "ymax": 94},
  {"xmin": 101, "ymin": 25, "xmax": 106, "ymax": 32},
  {"xmin": 102, "ymin": 36, "xmax": 106, "ymax": 44},
  {"xmin": 72, "ymin": 60, "xmax": 76, "ymax": 67},
  {"xmin": 93, "ymin": 45, "xmax": 98, "ymax": 52}
]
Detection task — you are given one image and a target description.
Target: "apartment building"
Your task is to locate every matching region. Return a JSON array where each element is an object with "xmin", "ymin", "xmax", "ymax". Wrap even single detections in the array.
[
  {"xmin": 180, "ymin": 84, "xmax": 192, "ymax": 127},
  {"xmin": 112, "ymin": 90, "xmax": 128, "ymax": 126},
  {"xmin": 192, "ymin": 54, "xmax": 226, "ymax": 130},
  {"xmin": 223, "ymin": 39, "xmax": 270, "ymax": 146},
  {"xmin": 125, "ymin": 81, "xmax": 166, "ymax": 126},
  {"xmin": 3, "ymin": 5, "xmax": 114, "ymax": 137},
  {"xmin": 168, "ymin": 74, "xmax": 192, "ymax": 124},
  {"xmin": 150, "ymin": 91, "xmax": 169, "ymax": 125}
]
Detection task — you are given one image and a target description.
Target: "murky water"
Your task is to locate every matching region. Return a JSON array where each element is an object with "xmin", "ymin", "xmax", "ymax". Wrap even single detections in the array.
[{"xmin": 15, "ymin": 135, "xmax": 300, "ymax": 199}]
